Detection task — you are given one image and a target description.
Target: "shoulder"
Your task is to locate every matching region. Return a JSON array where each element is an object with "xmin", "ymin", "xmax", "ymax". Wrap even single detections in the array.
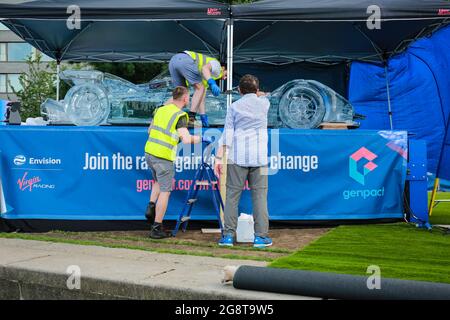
[{"xmin": 257, "ymin": 95, "xmax": 270, "ymax": 108}]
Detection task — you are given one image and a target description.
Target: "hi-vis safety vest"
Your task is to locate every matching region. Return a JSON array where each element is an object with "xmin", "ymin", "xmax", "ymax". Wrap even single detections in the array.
[
  {"xmin": 184, "ymin": 50, "xmax": 223, "ymax": 88},
  {"xmin": 145, "ymin": 104, "xmax": 188, "ymax": 162}
]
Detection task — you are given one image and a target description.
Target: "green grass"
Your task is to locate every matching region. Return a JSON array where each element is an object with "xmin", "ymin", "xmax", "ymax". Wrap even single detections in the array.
[
  {"xmin": 0, "ymin": 232, "xmax": 273, "ymax": 262},
  {"xmin": 270, "ymin": 223, "xmax": 450, "ymax": 284},
  {"xmin": 429, "ymin": 191, "xmax": 450, "ymax": 225}
]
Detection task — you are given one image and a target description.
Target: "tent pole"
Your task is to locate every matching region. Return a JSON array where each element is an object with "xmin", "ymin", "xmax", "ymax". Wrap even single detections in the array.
[
  {"xmin": 384, "ymin": 63, "xmax": 393, "ymax": 130},
  {"xmin": 220, "ymin": 18, "xmax": 234, "ymax": 227},
  {"xmin": 226, "ymin": 18, "xmax": 233, "ymax": 109},
  {"xmin": 56, "ymin": 61, "xmax": 61, "ymax": 101}
]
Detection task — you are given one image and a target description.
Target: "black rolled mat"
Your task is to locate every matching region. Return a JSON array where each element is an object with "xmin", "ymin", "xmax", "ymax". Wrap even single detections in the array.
[{"xmin": 233, "ymin": 266, "xmax": 450, "ymax": 300}]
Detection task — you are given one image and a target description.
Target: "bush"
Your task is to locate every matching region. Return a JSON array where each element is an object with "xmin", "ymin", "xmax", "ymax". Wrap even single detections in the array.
[{"xmin": 10, "ymin": 53, "xmax": 56, "ymax": 119}]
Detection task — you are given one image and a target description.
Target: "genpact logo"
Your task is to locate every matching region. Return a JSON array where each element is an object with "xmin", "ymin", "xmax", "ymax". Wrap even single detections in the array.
[{"xmin": 349, "ymin": 147, "xmax": 378, "ymax": 185}]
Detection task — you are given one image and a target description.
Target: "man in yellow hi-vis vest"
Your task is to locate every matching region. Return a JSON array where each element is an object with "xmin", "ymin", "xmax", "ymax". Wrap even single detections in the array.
[
  {"xmin": 168, "ymin": 50, "xmax": 227, "ymax": 127},
  {"xmin": 145, "ymin": 86, "xmax": 212, "ymax": 239}
]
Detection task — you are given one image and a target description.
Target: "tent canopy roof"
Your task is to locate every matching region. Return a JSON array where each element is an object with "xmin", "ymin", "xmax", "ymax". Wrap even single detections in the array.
[
  {"xmin": 0, "ymin": 0, "xmax": 228, "ymax": 62},
  {"xmin": 0, "ymin": 0, "xmax": 449, "ymax": 63},
  {"xmin": 0, "ymin": 0, "xmax": 229, "ymax": 20},
  {"xmin": 231, "ymin": 0, "xmax": 450, "ymax": 64},
  {"xmin": 231, "ymin": 0, "xmax": 450, "ymax": 21}
]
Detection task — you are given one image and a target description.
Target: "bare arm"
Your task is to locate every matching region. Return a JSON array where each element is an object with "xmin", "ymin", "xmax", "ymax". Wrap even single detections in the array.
[
  {"xmin": 201, "ymin": 63, "xmax": 213, "ymax": 80},
  {"xmin": 177, "ymin": 127, "xmax": 201, "ymax": 144}
]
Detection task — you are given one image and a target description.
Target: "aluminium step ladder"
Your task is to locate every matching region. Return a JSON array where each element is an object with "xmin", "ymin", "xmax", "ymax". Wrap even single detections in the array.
[{"xmin": 172, "ymin": 142, "xmax": 224, "ymax": 236}]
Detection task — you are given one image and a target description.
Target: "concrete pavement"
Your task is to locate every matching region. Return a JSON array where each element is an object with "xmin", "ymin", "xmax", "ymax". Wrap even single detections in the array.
[{"xmin": 0, "ymin": 238, "xmax": 313, "ymax": 300}]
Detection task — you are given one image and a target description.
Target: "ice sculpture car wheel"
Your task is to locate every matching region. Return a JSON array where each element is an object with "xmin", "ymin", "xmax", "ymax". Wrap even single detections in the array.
[
  {"xmin": 278, "ymin": 85, "xmax": 326, "ymax": 129},
  {"xmin": 65, "ymin": 83, "xmax": 110, "ymax": 126}
]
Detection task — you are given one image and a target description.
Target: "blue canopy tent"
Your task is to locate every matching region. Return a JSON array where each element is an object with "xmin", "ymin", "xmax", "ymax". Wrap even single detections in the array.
[{"xmin": 0, "ymin": 0, "xmax": 449, "ymax": 230}]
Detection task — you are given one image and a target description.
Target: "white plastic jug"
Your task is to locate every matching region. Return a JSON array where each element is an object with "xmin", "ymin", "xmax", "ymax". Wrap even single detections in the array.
[{"xmin": 236, "ymin": 213, "xmax": 255, "ymax": 243}]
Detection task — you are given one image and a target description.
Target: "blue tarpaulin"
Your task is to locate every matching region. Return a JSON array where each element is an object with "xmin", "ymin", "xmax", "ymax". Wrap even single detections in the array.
[{"xmin": 349, "ymin": 25, "xmax": 450, "ymax": 180}]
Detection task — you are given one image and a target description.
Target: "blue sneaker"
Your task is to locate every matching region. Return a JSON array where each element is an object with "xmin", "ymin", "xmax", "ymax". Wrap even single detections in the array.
[
  {"xmin": 253, "ymin": 236, "xmax": 273, "ymax": 248},
  {"xmin": 218, "ymin": 234, "xmax": 234, "ymax": 246}
]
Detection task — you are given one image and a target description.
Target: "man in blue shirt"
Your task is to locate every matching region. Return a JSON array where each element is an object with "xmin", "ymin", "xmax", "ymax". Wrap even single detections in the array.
[{"xmin": 214, "ymin": 74, "xmax": 272, "ymax": 248}]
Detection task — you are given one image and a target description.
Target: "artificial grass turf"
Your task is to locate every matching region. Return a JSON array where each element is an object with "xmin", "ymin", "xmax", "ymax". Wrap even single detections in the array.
[
  {"xmin": 429, "ymin": 191, "xmax": 450, "ymax": 225},
  {"xmin": 269, "ymin": 223, "xmax": 450, "ymax": 284}
]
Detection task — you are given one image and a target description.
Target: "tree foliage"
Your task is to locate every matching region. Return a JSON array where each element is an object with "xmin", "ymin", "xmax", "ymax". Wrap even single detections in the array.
[
  {"xmin": 11, "ymin": 53, "xmax": 55, "ymax": 119},
  {"xmin": 90, "ymin": 62, "xmax": 166, "ymax": 84}
]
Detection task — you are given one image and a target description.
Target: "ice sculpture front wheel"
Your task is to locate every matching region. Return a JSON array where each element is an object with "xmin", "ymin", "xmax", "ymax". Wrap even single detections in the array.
[
  {"xmin": 278, "ymin": 85, "xmax": 326, "ymax": 129},
  {"xmin": 65, "ymin": 84, "xmax": 110, "ymax": 126}
]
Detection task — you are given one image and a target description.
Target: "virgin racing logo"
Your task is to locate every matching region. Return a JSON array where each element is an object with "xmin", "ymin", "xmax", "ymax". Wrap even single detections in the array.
[{"xmin": 17, "ymin": 172, "xmax": 55, "ymax": 191}]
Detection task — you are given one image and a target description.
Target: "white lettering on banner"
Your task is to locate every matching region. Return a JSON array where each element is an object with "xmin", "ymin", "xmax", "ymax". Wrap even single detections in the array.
[
  {"xmin": 269, "ymin": 153, "xmax": 319, "ymax": 172},
  {"xmin": 175, "ymin": 156, "xmax": 202, "ymax": 173},
  {"xmin": 83, "ymin": 152, "xmax": 109, "ymax": 170},
  {"xmin": 112, "ymin": 153, "xmax": 133, "ymax": 170},
  {"xmin": 29, "ymin": 157, "xmax": 61, "ymax": 165},
  {"xmin": 81, "ymin": 152, "xmax": 320, "ymax": 172},
  {"xmin": 342, "ymin": 187, "xmax": 385, "ymax": 200}
]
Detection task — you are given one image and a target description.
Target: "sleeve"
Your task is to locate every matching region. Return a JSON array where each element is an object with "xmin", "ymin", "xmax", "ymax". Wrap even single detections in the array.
[
  {"xmin": 218, "ymin": 103, "xmax": 235, "ymax": 147},
  {"xmin": 259, "ymin": 96, "xmax": 270, "ymax": 111},
  {"xmin": 175, "ymin": 116, "xmax": 188, "ymax": 129}
]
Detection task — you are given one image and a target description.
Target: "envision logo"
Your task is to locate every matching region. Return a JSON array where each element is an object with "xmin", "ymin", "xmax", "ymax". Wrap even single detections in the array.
[
  {"xmin": 13, "ymin": 155, "xmax": 26, "ymax": 166},
  {"xmin": 13, "ymin": 155, "xmax": 62, "ymax": 166},
  {"xmin": 349, "ymin": 147, "xmax": 378, "ymax": 185}
]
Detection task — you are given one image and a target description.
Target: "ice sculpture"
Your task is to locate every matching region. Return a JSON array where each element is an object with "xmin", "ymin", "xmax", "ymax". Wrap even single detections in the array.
[{"xmin": 41, "ymin": 70, "xmax": 359, "ymax": 128}]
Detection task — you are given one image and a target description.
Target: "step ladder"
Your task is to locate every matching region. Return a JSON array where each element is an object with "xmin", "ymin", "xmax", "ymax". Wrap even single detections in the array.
[
  {"xmin": 172, "ymin": 142, "xmax": 224, "ymax": 237},
  {"xmin": 429, "ymin": 177, "xmax": 450, "ymax": 216}
]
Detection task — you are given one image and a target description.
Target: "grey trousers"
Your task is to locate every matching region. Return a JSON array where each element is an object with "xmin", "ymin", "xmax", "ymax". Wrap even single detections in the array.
[{"xmin": 223, "ymin": 164, "xmax": 269, "ymax": 238}]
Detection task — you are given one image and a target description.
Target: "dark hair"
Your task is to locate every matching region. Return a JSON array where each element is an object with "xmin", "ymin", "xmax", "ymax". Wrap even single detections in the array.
[
  {"xmin": 172, "ymin": 86, "xmax": 189, "ymax": 100},
  {"xmin": 239, "ymin": 74, "xmax": 259, "ymax": 95}
]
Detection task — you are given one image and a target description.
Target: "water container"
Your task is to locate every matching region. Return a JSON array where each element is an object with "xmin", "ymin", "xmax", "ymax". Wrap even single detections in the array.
[{"xmin": 236, "ymin": 213, "xmax": 255, "ymax": 243}]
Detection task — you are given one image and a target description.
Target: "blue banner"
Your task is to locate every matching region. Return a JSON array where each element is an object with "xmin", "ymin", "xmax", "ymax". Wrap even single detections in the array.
[{"xmin": 0, "ymin": 126, "xmax": 407, "ymax": 221}]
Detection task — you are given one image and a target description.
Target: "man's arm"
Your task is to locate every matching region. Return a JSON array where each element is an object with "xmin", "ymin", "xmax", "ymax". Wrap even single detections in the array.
[
  {"xmin": 201, "ymin": 63, "xmax": 220, "ymax": 96},
  {"xmin": 201, "ymin": 63, "xmax": 213, "ymax": 80}
]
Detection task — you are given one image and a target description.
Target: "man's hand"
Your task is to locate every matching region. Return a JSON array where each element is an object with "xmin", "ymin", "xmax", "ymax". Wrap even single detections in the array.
[
  {"xmin": 256, "ymin": 90, "xmax": 267, "ymax": 97},
  {"xmin": 214, "ymin": 158, "xmax": 223, "ymax": 177},
  {"xmin": 207, "ymin": 79, "xmax": 221, "ymax": 97}
]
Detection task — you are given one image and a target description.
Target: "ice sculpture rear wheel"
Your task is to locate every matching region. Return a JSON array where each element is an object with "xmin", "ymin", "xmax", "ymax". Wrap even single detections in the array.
[
  {"xmin": 278, "ymin": 85, "xmax": 326, "ymax": 129},
  {"xmin": 65, "ymin": 84, "xmax": 110, "ymax": 126}
]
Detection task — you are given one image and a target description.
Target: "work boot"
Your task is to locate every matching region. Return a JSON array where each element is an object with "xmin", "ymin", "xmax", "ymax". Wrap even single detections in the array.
[
  {"xmin": 199, "ymin": 114, "xmax": 209, "ymax": 127},
  {"xmin": 145, "ymin": 201, "xmax": 155, "ymax": 224},
  {"xmin": 149, "ymin": 223, "xmax": 172, "ymax": 239}
]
